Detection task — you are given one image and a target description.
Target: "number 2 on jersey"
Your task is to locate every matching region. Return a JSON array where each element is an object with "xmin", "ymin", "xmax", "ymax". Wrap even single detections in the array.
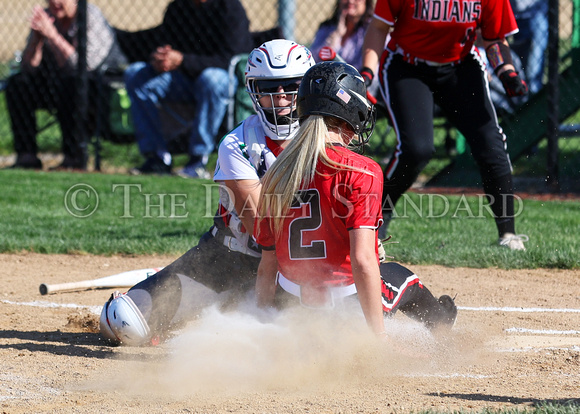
[{"xmin": 289, "ymin": 189, "xmax": 326, "ymax": 259}]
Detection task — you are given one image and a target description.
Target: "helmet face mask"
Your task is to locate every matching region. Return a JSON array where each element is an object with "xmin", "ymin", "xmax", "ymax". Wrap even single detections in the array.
[
  {"xmin": 251, "ymin": 78, "xmax": 301, "ymax": 129},
  {"xmin": 245, "ymin": 39, "xmax": 315, "ymax": 140},
  {"xmin": 297, "ymin": 61, "xmax": 376, "ymax": 150},
  {"xmin": 349, "ymin": 104, "xmax": 376, "ymax": 149}
]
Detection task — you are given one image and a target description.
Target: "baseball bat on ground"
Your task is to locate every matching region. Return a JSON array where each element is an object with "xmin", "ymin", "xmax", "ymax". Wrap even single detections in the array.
[{"xmin": 39, "ymin": 267, "xmax": 163, "ymax": 295}]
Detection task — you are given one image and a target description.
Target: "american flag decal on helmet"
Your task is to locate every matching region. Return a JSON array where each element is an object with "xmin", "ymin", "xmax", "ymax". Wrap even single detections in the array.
[{"xmin": 336, "ymin": 88, "xmax": 351, "ymax": 104}]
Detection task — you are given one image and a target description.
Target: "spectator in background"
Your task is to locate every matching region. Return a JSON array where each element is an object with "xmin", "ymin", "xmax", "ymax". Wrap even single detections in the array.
[
  {"xmin": 125, "ymin": 0, "xmax": 252, "ymax": 179},
  {"xmin": 6, "ymin": 0, "xmax": 126, "ymax": 170},
  {"xmin": 509, "ymin": 0, "xmax": 548, "ymax": 95},
  {"xmin": 310, "ymin": 0, "xmax": 385, "ymax": 97},
  {"xmin": 310, "ymin": 0, "xmax": 374, "ymax": 70}
]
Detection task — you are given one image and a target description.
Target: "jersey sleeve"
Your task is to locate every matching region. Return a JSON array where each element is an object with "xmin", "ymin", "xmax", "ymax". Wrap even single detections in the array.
[
  {"xmin": 342, "ymin": 161, "xmax": 383, "ymax": 230},
  {"xmin": 254, "ymin": 215, "xmax": 275, "ymax": 250},
  {"xmin": 373, "ymin": 0, "xmax": 398, "ymax": 25},
  {"xmin": 213, "ymin": 126, "xmax": 259, "ymax": 182},
  {"xmin": 480, "ymin": 0, "xmax": 519, "ymax": 40}
]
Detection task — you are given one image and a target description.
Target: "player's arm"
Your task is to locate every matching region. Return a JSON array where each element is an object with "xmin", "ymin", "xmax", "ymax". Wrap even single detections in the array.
[
  {"xmin": 349, "ymin": 228, "xmax": 385, "ymax": 336},
  {"xmin": 483, "ymin": 38, "xmax": 528, "ymax": 97},
  {"xmin": 255, "ymin": 249, "xmax": 278, "ymax": 308},
  {"xmin": 361, "ymin": 18, "xmax": 391, "ymax": 87},
  {"xmin": 224, "ymin": 179, "xmax": 261, "ymax": 235},
  {"xmin": 482, "ymin": 38, "xmax": 515, "ymax": 76}
]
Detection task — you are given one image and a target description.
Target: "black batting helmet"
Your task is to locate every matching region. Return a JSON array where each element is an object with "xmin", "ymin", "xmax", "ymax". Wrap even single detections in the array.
[{"xmin": 296, "ymin": 61, "xmax": 376, "ymax": 147}]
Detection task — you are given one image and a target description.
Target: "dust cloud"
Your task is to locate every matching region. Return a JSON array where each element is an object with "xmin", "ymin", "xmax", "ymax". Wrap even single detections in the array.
[{"xmin": 119, "ymin": 297, "xmax": 465, "ymax": 398}]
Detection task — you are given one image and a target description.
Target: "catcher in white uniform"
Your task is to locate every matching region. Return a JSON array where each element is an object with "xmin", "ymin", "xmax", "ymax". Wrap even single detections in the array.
[
  {"xmin": 100, "ymin": 40, "xmax": 316, "ymax": 345},
  {"xmin": 100, "ymin": 40, "xmax": 457, "ymax": 346}
]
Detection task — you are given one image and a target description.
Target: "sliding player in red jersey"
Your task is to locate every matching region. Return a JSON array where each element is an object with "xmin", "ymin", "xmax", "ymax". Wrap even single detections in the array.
[{"xmin": 254, "ymin": 62, "xmax": 457, "ymax": 337}]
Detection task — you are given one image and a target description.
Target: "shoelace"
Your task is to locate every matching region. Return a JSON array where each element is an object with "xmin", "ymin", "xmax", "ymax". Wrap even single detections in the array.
[{"xmin": 499, "ymin": 234, "xmax": 529, "ymax": 246}]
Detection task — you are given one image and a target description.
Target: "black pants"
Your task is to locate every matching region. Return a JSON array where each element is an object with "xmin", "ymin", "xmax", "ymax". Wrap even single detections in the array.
[
  {"xmin": 6, "ymin": 70, "xmax": 102, "ymax": 162},
  {"xmin": 379, "ymin": 51, "xmax": 516, "ymax": 235},
  {"xmin": 127, "ymin": 229, "xmax": 261, "ymax": 335}
]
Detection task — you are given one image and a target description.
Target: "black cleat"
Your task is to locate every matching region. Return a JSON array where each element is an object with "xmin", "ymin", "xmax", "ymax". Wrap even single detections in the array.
[{"xmin": 436, "ymin": 294, "xmax": 458, "ymax": 329}]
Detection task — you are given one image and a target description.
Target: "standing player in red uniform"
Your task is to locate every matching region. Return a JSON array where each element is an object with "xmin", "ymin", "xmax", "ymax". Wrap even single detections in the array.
[
  {"xmin": 254, "ymin": 62, "xmax": 457, "ymax": 336},
  {"xmin": 361, "ymin": 0, "xmax": 529, "ymax": 250}
]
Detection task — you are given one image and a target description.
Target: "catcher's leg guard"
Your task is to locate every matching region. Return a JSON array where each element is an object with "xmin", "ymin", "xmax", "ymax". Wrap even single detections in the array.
[{"xmin": 100, "ymin": 291, "xmax": 151, "ymax": 346}]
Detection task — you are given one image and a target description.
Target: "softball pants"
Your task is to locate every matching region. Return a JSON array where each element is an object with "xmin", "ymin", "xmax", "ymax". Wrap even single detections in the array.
[
  {"xmin": 126, "ymin": 228, "xmax": 260, "ymax": 337},
  {"xmin": 380, "ymin": 51, "xmax": 516, "ymax": 236}
]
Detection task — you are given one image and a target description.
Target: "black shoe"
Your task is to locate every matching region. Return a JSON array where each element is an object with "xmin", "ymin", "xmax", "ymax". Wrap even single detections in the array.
[
  {"xmin": 129, "ymin": 156, "xmax": 172, "ymax": 175},
  {"xmin": 8, "ymin": 153, "xmax": 42, "ymax": 170},
  {"xmin": 435, "ymin": 295, "xmax": 458, "ymax": 329}
]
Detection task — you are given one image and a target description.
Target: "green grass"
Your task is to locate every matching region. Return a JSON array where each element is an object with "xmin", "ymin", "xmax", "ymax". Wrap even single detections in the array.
[
  {"xmin": 418, "ymin": 404, "xmax": 580, "ymax": 414},
  {"xmin": 385, "ymin": 191, "xmax": 580, "ymax": 269},
  {"xmin": 1, "ymin": 83, "xmax": 579, "ymax": 269},
  {"xmin": 0, "ymin": 169, "xmax": 218, "ymax": 255},
  {"xmin": 1, "ymin": 169, "xmax": 579, "ymax": 269}
]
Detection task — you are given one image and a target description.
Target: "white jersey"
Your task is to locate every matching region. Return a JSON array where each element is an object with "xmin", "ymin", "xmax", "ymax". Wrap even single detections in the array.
[{"xmin": 212, "ymin": 115, "xmax": 278, "ymax": 257}]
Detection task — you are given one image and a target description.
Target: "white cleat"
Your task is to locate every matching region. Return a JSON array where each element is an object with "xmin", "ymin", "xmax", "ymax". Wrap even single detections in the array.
[{"xmin": 499, "ymin": 233, "xmax": 529, "ymax": 251}]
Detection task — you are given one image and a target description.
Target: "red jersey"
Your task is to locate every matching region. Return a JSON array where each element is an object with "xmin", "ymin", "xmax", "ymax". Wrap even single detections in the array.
[
  {"xmin": 255, "ymin": 145, "xmax": 383, "ymax": 289},
  {"xmin": 374, "ymin": 0, "xmax": 518, "ymax": 63}
]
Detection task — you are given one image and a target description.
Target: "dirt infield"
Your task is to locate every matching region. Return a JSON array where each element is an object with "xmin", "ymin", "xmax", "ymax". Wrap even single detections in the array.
[{"xmin": 1, "ymin": 252, "xmax": 579, "ymax": 413}]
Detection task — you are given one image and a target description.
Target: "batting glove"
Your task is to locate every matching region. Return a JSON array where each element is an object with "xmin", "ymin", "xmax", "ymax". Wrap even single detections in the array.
[
  {"xmin": 499, "ymin": 69, "xmax": 528, "ymax": 97},
  {"xmin": 318, "ymin": 46, "xmax": 338, "ymax": 61},
  {"xmin": 360, "ymin": 66, "xmax": 374, "ymax": 89}
]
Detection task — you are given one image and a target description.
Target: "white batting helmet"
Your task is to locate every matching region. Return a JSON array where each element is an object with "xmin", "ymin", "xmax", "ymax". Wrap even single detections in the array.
[
  {"xmin": 246, "ymin": 39, "xmax": 315, "ymax": 140},
  {"xmin": 99, "ymin": 291, "xmax": 151, "ymax": 346}
]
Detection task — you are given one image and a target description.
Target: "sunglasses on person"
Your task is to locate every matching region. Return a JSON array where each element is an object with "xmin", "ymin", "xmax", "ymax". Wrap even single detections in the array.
[{"xmin": 255, "ymin": 78, "xmax": 302, "ymax": 94}]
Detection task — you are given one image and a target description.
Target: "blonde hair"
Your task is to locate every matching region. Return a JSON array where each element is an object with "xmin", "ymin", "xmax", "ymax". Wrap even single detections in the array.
[{"xmin": 258, "ymin": 115, "xmax": 373, "ymax": 238}]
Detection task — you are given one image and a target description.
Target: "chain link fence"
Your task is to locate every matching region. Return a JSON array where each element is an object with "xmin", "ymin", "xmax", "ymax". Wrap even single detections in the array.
[
  {"xmin": 0, "ymin": 0, "xmax": 336, "ymax": 169},
  {"xmin": 0, "ymin": 0, "xmax": 578, "ymax": 191},
  {"xmin": 0, "ymin": 0, "xmax": 336, "ymax": 68}
]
